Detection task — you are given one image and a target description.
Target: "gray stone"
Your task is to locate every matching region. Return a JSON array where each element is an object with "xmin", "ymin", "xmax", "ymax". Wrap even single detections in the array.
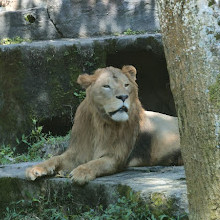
[
  {"xmin": 1, "ymin": 34, "xmax": 171, "ymax": 145},
  {"xmin": 0, "ymin": 7, "xmax": 60, "ymax": 40},
  {"xmin": 0, "ymin": 0, "xmax": 160, "ymax": 40},
  {"xmin": 41, "ymin": 139, "xmax": 69, "ymax": 158},
  {"xmin": 0, "ymin": 162, "xmax": 188, "ymax": 216},
  {"xmin": 1, "ymin": 0, "xmax": 47, "ymax": 11},
  {"xmin": 47, "ymin": 0, "xmax": 160, "ymax": 38}
]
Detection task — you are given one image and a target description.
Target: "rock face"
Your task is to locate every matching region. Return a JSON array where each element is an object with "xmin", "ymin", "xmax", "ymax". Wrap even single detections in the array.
[
  {"xmin": 0, "ymin": 163, "xmax": 188, "ymax": 216},
  {"xmin": 0, "ymin": 6, "xmax": 60, "ymax": 40},
  {"xmin": 0, "ymin": 7, "xmax": 60, "ymax": 40},
  {"xmin": 0, "ymin": 34, "xmax": 176, "ymax": 145},
  {"xmin": 47, "ymin": 0, "xmax": 159, "ymax": 38},
  {"xmin": 0, "ymin": 0, "xmax": 159, "ymax": 40}
]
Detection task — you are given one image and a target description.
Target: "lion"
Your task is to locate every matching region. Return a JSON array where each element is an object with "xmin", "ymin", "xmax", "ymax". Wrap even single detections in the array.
[{"xmin": 26, "ymin": 65, "xmax": 182, "ymax": 185}]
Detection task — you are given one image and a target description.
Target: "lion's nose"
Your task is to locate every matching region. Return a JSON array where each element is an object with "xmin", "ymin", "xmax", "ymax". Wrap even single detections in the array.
[{"xmin": 116, "ymin": 95, "xmax": 128, "ymax": 102}]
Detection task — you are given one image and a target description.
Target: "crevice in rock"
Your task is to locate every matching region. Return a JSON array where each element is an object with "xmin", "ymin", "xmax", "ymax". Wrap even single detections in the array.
[
  {"xmin": 40, "ymin": 115, "xmax": 72, "ymax": 136},
  {"xmin": 46, "ymin": 8, "xmax": 64, "ymax": 38}
]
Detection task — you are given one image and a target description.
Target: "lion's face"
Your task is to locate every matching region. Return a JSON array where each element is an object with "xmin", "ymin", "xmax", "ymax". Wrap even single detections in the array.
[
  {"xmin": 90, "ymin": 69, "xmax": 133, "ymax": 122},
  {"xmin": 77, "ymin": 66, "xmax": 137, "ymax": 122}
]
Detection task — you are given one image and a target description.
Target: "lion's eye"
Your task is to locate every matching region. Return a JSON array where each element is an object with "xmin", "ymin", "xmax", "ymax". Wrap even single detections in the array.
[
  {"xmin": 103, "ymin": 85, "xmax": 111, "ymax": 88},
  {"xmin": 125, "ymin": 84, "xmax": 129, "ymax": 87}
]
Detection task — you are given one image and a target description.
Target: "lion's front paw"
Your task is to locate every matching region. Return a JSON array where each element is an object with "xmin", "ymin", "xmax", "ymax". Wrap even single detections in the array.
[
  {"xmin": 70, "ymin": 165, "xmax": 95, "ymax": 185},
  {"xmin": 26, "ymin": 166, "xmax": 48, "ymax": 181}
]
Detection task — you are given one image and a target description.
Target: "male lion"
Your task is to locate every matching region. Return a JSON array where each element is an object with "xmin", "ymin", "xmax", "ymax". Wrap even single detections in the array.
[{"xmin": 26, "ymin": 66, "xmax": 182, "ymax": 185}]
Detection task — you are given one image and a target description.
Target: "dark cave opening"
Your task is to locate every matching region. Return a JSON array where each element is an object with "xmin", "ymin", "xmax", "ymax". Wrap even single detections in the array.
[
  {"xmin": 106, "ymin": 50, "xmax": 177, "ymax": 117},
  {"xmin": 40, "ymin": 116, "xmax": 73, "ymax": 136}
]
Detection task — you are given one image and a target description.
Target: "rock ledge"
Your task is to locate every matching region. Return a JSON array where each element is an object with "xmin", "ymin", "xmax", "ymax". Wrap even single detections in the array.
[{"xmin": 0, "ymin": 162, "xmax": 188, "ymax": 216}]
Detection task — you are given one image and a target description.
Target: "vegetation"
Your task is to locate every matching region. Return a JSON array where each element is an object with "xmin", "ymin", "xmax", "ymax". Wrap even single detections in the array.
[
  {"xmin": 123, "ymin": 28, "xmax": 146, "ymax": 35},
  {"xmin": 1, "ymin": 192, "xmax": 188, "ymax": 220},
  {"xmin": 209, "ymin": 74, "xmax": 220, "ymax": 109},
  {"xmin": 114, "ymin": 28, "xmax": 146, "ymax": 36},
  {"xmin": 0, "ymin": 119, "xmax": 69, "ymax": 165},
  {"xmin": 73, "ymin": 89, "xmax": 86, "ymax": 102},
  {"xmin": 0, "ymin": 37, "xmax": 32, "ymax": 45},
  {"xmin": 24, "ymin": 14, "xmax": 36, "ymax": 23}
]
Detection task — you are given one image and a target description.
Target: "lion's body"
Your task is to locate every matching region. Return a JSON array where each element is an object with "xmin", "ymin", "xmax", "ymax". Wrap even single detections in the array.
[
  {"xmin": 128, "ymin": 111, "xmax": 181, "ymax": 167},
  {"xmin": 26, "ymin": 66, "xmax": 181, "ymax": 185}
]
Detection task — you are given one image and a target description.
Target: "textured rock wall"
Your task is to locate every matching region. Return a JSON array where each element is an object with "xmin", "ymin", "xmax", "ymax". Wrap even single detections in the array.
[
  {"xmin": 0, "ymin": 34, "xmax": 171, "ymax": 145},
  {"xmin": 0, "ymin": 0, "xmax": 160, "ymax": 40}
]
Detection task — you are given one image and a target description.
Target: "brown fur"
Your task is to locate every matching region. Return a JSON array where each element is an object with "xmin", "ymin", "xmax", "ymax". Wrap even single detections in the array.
[{"xmin": 26, "ymin": 66, "xmax": 182, "ymax": 185}]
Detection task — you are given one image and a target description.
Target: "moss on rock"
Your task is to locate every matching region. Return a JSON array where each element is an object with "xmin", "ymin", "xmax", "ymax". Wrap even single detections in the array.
[
  {"xmin": 209, "ymin": 74, "xmax": 220, "ymax": 110},
  {"xmin": 0, "ymin": 177, "xmax": 40, "ymax": 212},
  {"xmin": 0, "ymin": 49, "xmax": 32, "ymax": 144},
  {"xmin": 0, "ymin": 42, "xmax": 109, "ymax": 145},
  {"xmin": 150, "ymin": 192, "xmax": 179, "ymax": 217},
  {"xmin": 117, "ymin": 184, "xmax": 141, "ymax": 203}
]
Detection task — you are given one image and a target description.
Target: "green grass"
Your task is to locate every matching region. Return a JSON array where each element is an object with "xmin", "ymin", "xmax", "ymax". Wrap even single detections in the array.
[{"xmin": 1, "ymin": 193, "xmax": 188, "ymax": 220}]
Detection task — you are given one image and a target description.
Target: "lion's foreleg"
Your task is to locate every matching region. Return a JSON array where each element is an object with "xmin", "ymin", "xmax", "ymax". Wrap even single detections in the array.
[
  {"xmin": 70, "ymin": 156, "xmax": 118, "ymax": 185},
  {"xmin": 26, "ymin": 155, "xmax": 63, "ymax": 180},
  {"xmin": 26, "ymin": 151, "xmax": 76, "ymax": 181}
]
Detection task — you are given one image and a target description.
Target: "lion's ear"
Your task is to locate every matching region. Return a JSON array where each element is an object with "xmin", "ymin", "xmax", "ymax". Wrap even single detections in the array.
[
  {"xmin": 77, "ymin": 74, "xmax": 95, "ymax": 89},
  {"xmin": 122, "ymin": 65, "xmax": 137, "ymax": 81}
]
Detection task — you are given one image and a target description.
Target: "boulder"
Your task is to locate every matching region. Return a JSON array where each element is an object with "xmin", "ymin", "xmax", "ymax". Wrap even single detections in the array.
[
  {"xmin": 0, "ymin": 34, "xmax": 171, "ymax": 145},
  {"xmin": 0, "ymin": 162, "xmax": 188, "ymax": 217},
  {"xmin": 40, "ymin": 139, "xmax": 69, "ymax": 158}
]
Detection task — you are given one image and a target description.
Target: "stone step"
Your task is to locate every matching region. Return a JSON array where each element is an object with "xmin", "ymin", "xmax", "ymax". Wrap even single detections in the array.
[
  {"xmin": 1, "ymin": 34, "xmax": 176, "ymax": 145},
  {"xmin": 0, "ymin": 162, "xmax": 188, "ymax": 217},
  {"xmin": 0, "ymin": 0, "xmax": 160, "ymax": 40}
]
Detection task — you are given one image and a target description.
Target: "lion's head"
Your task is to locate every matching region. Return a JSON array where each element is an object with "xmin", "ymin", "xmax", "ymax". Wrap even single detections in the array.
[{"xmin": 77, "ymin": 65, "xmax": 138, "ymax": 122}]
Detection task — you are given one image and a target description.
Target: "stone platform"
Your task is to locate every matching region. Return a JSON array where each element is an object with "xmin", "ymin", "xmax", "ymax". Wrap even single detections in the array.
[{"xmin": 0, "ymin": 162, "xmax": 188, "ymax": 216}]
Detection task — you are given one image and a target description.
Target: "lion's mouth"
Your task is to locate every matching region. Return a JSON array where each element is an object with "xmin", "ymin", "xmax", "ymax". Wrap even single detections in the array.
[{"xmin": 109, "ymin": 106, "xmax": 128, "ymax": 117}]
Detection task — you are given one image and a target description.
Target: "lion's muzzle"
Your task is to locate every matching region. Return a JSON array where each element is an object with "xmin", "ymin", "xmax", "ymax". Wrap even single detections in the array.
[
  {"xmin": 108, "ymin": 105, "xmax": 129, "ymax": 122},
  {"xmin": 109, "ymin": 106, "xmax": 128, "ymax": 117}
]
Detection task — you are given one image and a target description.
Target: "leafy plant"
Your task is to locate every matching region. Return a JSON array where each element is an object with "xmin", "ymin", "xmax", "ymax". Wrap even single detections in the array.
[
  {"xmin": 0, "ymin": 145, "xmax": 15, "ymax": 164},
  {"xmin": 79, "ymin": 195, "xmax": 187, "ymax": 220},
  {"xmin": 0, "ymin": 37, "xmax": 31, "ymax": 45},
  {"xmin": 122, "ymin": 28, "xmax": 146, "ymax": 35},
  {"xmin": 74, "ymin": 89, "xmax": 86, "ymax": 102},
  {"xmin": 1, "ymin": 193, "xmax": 188, "ymax": 220},
  {"xmin": 24, "ymin": 14, "xmax": 36, "ymax": 23},
  {"xmin": 0, "ymin": 119, "xmax": 70, "ymax": 165},
  {"xmin": 15, "ymin": 118, "xmax": 47, "ymax": 148},
  {"xmin": 114, "ymin": 29, "xmax": 146, "ymax": 36},
  {"xmin": 2, "ymin": 197, "xmax": 68, "ymax": 220}
]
